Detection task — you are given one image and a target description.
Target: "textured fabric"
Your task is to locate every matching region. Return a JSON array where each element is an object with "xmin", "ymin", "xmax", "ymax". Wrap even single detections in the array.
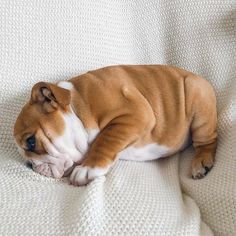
[{"xmin": 0, "ymin": 0, "xmax": 235, "ymax": 235}]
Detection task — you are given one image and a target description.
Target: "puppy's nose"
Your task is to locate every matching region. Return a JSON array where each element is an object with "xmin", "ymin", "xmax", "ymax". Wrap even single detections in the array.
[{"xmin": 25, "ymin": 160, "xmax": 33, "ymax": 169}]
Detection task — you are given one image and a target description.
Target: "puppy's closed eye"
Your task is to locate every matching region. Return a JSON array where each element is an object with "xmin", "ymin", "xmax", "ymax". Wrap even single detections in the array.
[{"xmin": 26, "ymin": 135, "xmax": 36, "ymax": 152}]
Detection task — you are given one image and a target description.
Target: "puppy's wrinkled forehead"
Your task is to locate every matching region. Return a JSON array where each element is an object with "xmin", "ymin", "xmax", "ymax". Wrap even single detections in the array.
[
  {"xmin": 14, "ymin": 103, "xmax": 65, "ymax": 142},
  {"xmin": 14, "ymin": 82, "xmax": 71, "ymax": 152}
]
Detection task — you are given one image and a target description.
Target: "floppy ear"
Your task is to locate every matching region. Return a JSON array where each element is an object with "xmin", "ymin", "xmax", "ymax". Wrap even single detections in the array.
[{"xmin": 31, "ymin": 82, "xmax": 71, "ymax": 112}]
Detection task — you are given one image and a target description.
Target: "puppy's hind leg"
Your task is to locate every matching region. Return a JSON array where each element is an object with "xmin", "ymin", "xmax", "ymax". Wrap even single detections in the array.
[{"xmin": 188, "ymin": 78, "xmax": 217, "ymax": 179}]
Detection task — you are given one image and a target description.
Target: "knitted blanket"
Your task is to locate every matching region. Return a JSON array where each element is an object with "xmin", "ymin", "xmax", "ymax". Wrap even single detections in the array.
[{"xmin": 0, "ymin": 1, "xmax": 235, "ymax": 235}]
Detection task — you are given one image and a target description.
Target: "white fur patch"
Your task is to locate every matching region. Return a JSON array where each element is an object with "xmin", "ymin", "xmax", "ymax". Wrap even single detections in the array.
[
  {"xmin": 53, "ymin": 109, "xmax": 89, "ymax": 163},
  {"xmin": 69, "ymin": 165, "xmax": 109, "ymax": 186},
  {"xmin": 86, "ymin": 129, "xmax": 100, "ymax": 143},
  {"xmin": 118, "ymin": 143, "xmax": 172, "ymax": 161},
  {"xmin": 57, "ymin": 81, "xmax": 74, "ymax": 90}
]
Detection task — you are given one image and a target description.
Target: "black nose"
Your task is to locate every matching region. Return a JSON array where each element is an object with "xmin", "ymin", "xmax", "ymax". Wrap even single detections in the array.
[
  {"xmin": 26, "ymin": 135, "xmax": 36, "ymax": 151},
  {"xmin": 26, "ymin": 160, "xmax": 33, "ymax": 169}
]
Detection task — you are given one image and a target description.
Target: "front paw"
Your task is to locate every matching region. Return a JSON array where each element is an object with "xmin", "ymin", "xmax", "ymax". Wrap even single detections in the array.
[{"xmin": 69, "ymin": 165, "xmax": 109, "ymax": 186}]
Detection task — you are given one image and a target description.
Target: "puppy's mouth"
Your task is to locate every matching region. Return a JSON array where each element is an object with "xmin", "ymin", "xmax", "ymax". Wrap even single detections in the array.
[
  {"xmin": 26, "ymin": 158, "xmax": 74, "ymax": 179},
  {"xmin": 34, "ymin": 163, "xmax": 53, "ymax": 177},
  {"xmin": 26, "ymin": 160, "xmax": 53, "ymax": 177}
]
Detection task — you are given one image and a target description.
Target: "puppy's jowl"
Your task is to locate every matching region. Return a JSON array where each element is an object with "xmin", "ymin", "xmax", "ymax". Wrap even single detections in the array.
[{"xmin": 14, "ymin": 65, "xmax": 217, "ymax": 186}]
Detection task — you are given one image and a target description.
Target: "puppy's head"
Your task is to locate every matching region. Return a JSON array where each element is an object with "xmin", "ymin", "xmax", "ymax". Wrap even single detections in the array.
[{"xmin": 14, "ymin": 82, "xmax": 75, "ymax": 178}]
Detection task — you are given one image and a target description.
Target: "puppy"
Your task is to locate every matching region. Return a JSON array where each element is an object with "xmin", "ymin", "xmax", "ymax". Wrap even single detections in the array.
[{"xmin": 14, "ymin": 65, "xmax": 217, "ymax": 186}]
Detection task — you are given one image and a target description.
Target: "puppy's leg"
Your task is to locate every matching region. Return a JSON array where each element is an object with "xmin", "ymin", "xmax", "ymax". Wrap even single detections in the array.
[
  {"xmin": 70, "ymin": 115, "xmax": 153, "ymax": 186},
  {"xmin": 190, "ymin": 80, "xmax": 217, "ymax": 179},
  {"xmin": 70, "ymin": 87, "xmax": 156, "ymax": 186}
]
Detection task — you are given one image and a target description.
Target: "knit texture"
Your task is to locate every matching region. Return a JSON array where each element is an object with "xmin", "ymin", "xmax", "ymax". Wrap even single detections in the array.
[{"xmin": 0, "ymin": 1, "xmax": 235, "ymax": 235}]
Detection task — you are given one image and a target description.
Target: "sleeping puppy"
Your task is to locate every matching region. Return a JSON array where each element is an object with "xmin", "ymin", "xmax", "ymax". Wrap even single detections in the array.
[{"xmin": 14, "ymin": 65, "xmax": 217, "ymax": 186}]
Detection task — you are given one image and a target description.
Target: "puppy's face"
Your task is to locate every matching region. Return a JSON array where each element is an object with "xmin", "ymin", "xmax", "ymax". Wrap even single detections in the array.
[{"xmin": 14, "ymin": 82, "xmax": 76, "ymax": 178}]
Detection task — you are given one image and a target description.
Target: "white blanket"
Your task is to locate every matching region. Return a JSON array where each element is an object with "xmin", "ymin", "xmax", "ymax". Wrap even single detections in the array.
[{"xmin": 0, "ymin": 1, "xmax": 235, "ymax": 235}]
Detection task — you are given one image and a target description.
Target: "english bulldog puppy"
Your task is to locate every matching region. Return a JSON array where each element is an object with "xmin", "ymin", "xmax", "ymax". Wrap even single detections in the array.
[{"xmin": 14, "ymin": 65, "xmax": 217, "ymax": 186}]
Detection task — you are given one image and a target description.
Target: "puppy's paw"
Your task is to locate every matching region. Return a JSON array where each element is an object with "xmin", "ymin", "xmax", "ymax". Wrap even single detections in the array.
[
  {"xmin": 69, "ymin": 165, "xmax": 109, "ymax": 186},
  {"xmin": 191, "ymin": 156, "xmax": 214, "ymax": 179}
]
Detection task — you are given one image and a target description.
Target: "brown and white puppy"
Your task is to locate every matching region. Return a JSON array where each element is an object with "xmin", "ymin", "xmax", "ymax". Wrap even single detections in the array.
[{"xmin": 14, "ymin": 65, "xmax": 217, "ymax": 186}]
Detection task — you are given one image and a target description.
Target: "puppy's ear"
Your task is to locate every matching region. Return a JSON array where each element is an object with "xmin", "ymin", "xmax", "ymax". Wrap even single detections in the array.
[{"xmin": 31, "ymin": 82, "xmax": 71, "ymax": 112}]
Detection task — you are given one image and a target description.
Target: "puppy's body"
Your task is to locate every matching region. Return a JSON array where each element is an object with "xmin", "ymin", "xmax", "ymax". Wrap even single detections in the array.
[{"xmin": 14, "ymin": 65, "xmax": 217, "ymax": 185}]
